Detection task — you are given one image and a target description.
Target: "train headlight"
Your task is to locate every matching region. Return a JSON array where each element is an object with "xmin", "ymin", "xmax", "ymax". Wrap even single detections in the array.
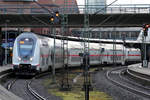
[
  {"xmin": 30, "ymin": 57, "xmax": 33, "ymax": 61},
  {"xmin": 18, "ymin": 57, "xmax": 21, "ymax": 61}
]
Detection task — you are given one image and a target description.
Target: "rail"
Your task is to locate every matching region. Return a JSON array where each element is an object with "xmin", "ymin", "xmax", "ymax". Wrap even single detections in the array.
[{"xmin": 0, "ymin": 4, "xmax": 150, "ymax": 14}]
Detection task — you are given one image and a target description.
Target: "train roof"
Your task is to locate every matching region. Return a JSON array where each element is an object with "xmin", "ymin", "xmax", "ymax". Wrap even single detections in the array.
[
  {"xmin": 89, "ymin": 43, "xmax": 100, "ymax": 49},
  {"xmin": 68, "ymin": 41, "xmax": 82, "ymax": 49},
  {"xmin": 100, "ymin": 43, "xmax": 123, "ymax": 50},
  {"xmin": 18, "ymin": 32, "xmax": 51, "ymax": 40},
  {"xmin": 16, "ymin": 32, "xmax": 38, "ymax": 39},
  {"xmin": 126, "ymin": 47, "xmax": 140, "ymax": 51}
]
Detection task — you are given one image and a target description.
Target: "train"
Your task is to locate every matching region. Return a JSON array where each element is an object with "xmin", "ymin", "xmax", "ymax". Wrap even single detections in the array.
[{"xmin": 12, "ymin": 32, "xmax": 141, "ymax": 75}]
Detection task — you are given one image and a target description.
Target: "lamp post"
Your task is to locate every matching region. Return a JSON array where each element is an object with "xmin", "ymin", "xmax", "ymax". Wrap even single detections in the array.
[
  {"xmin": 113, "ymin": 28, "xmax": 116, "ymax": 65},
  {"xmin": 83, "ymin": 0, "xmax": 91, "ymax": 100},
  {"xmin": 142, "ymin": 24, "xmax": 149, "ymax": 68},
  {"xmin": 5, "ymin": 20, "xmax": 10, "ymax": 65},
  {"xmin": 122, "ymin": 33, "xmax": 126, "ymax": 65},
  {"xmin": 52, "ymin": 26, "xmax": 56, "ymax": 83},
  {"xmin": 50, "ymin": 16, "xmax": 56, "ymax": 83},
  {"xmin": 143, "ymin": 36, "xmax": 147, "ymax": 68}
]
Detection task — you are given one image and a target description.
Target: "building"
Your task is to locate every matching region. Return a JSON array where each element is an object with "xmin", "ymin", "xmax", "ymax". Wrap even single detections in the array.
[
  {"xmin": 0, "ymin": 0, "xmax": 78, "ymax": 35},
  {"xmin": 87, "ymin": 0, "xmax": 106, "ymax": 14},
  {"xmin": 71, "ymin": 27, "xmax": 141, "ymax": 40}
]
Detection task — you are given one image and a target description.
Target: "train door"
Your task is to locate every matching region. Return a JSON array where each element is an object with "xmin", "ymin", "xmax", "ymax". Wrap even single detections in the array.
[
  {"xmin": 110, "ymin": 50, "xmax": 122, "ymax": 64},
  {"xmin": 103, "ymin": 48, "xmax": 108, "ymax": 64},
  {"xmin": 95, "ymin": 49, "xmax": 100, "ymax": 65},
  {"xmin": 99, "ymin": 47, "xmax": 102, "ymax": 64},
  {"xmin": 67, "ymin": 49, "xmax": 71, "ymax": 67},
  {"xmin": 89, "ymin": 49, "xmax": 92, "ymax": 65},
  {"xmin": 100, "ymin": 48, "xmax": 105, "ymax": 64},
  {"xmin": 70, "ymin": 48, "xmax": 81, "ymax": 67},
  {"xmin": 118, "ymin": 50, "xmax": 123, "ymax": 64},
  {"xmin": 109, "ymin": 50, "xmax": 114, "ymax": 64},
  {"xmin": 89, "ymin": 49, "xmax": 96, "ymax": 65},
  {"xmin": 122, "ymin": 47, "xmax": 126, "ymax": 65}
]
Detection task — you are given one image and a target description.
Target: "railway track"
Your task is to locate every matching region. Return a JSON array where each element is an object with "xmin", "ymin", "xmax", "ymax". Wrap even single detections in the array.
[
  {"xmin": 119, "ymin": 70, "xmax": 150, "ymax": 91},
  {"xmin": 106, "ymin": 66, "xmax": 150, "ymax": 99},
  {"xmin": 7, "ymin": 72, "xmax": 51, "ymax": 100},
  {"xmin": 127, "ymin": 69, "xmax": 150, "ymax": 83}
]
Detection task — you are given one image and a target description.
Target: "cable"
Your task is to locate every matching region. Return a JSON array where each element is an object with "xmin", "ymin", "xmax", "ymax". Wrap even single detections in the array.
[
  {"xmin": 31, "ymin": 15, "xmax": 49, "ymax": 26},
  {"xmin": 33, "ymin": 0, "xmax": 54, "ymax": 15}
]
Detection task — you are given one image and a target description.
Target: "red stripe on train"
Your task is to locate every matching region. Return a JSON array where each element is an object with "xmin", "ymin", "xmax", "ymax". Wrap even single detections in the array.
[
  {"xmin": 40, "ymin": 54, "xmax": 141, "ymax": 57},
  {"xmin": 68, "ymin": 54, "xmax": 141, "ymax": 57},
  {"xmin": 127, "ymin": 55, "xmax": 141, "ymax": 56}
]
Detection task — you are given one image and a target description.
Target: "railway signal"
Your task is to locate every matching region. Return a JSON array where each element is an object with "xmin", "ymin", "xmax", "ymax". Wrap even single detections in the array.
[
  {"xmin": 50, "ymin": 11, "xmax": 60, "ymax": 24},
  {"xmin": 142, "ymin": 24, "xmax": 150, "ymax": 68},
  {"xmin": 50, "ymin": 16, "xmax": 54, "ymax": 23},
  {"xmin": 54, "ymin": 11, "xmax": 60, "ymax": 24},
  {"xmin": 55, "ymin": 11, "xmax": 59, "ymax": 17},
  {"xmin": 143, "ymin": 24, "xmax": 150, "ymax": 36}
]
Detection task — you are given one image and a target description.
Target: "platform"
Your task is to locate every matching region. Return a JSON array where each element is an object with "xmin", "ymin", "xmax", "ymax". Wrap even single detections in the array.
[
  {"xmin": 128, "ymin": 63, "xmax": 150, "ymax": 76},
  {"xmin": 0, "ymin": 64, "xmax": 12, "ymax": 72},
  {"xmin": 0, "ymin": 64, "xmax": 23, "ymax": 100}
]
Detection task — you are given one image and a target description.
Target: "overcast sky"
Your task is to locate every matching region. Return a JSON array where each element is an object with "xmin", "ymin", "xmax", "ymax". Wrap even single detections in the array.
[{"xmin": 77, "ymin": 0, "xmax": 150, "ymax": 5}]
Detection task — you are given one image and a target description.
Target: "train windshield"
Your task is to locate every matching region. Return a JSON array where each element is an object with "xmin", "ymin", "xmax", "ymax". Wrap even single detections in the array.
[{"xmin": 18, "ymin": 38, "xmax": 34, "ymax": 58}]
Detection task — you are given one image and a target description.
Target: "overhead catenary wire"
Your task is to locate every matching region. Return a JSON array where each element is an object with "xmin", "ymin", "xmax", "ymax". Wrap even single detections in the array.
[
  {"xmin": 87, "ymin": 0, "xmax": 119, "ymax": 33},
  {"xmin": 87, "ymin": 0, "xmax": 119, "ymax": 32},
  {"xmin": 33, "ymin": 0, "xmax": 54, "ymax": 15},
  {"xmin": 31, "ymin": 16, "xmax": 49, "ymax": 26}
]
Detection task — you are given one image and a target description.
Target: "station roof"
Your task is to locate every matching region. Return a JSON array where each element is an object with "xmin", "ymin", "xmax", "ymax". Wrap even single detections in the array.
[{"xmin": 0, "ymin": 13, "xmax": 150, "ymax": 28}]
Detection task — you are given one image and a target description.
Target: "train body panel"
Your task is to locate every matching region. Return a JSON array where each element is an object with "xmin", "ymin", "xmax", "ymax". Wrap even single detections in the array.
[
  {"xmin": 89, "ymin": 43, "xmax": 101, "ymax": 65},
  {"xmin": 101, "ymin": 44, "xmax": 126, "ymax": 65},
  {"xmin": 126, "ymin": 48, "xmax": 141, "ymax": 62},
  {"xmin": 39, "ymin": 38, "xmax": 50, "ymax": 71},
  {"xmin": 49, "ymin": 39, "xmax": 63, "ymax": 69},
  {"xmin": 67, "ymin": 41, "xmax": 82, "ymax": 67}
]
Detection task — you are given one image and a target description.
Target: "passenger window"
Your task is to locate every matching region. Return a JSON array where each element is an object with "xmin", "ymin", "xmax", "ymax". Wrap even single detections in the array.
[
  {"xmin": 42, "ymin": 40, "xmax": 48, "ymax": 46},
  {"xmin": 101, "ymin": 48, "xmax": 105, "ymax": 53}
]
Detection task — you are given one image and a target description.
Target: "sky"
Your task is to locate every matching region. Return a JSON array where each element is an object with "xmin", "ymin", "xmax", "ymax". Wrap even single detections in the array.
[{"xmin": 77, "ymin": 0, "xmax": 150, "ymax": 5}]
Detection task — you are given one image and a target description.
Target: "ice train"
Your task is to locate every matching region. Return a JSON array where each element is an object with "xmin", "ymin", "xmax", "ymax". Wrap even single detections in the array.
[{"xmin": 12, "ymin": 32, "xmax": 141, "ymax": 75}]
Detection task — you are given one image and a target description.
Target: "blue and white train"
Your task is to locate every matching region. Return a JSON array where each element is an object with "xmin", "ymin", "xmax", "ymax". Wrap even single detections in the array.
[{"xmin": 12, "ymin": 32, "xmax": 141, "ymax": 75}]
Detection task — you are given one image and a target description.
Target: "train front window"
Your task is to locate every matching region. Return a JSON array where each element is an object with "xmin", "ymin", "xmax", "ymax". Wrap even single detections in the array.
[{"xmin": 19, "ymin": 38, "xmax": 34, "ymax": 58}]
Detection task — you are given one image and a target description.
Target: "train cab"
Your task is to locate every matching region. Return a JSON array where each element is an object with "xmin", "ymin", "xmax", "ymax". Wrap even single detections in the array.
[{"xmin": 13, "ymin": 33, "xmax": 39, "ymax": 75}]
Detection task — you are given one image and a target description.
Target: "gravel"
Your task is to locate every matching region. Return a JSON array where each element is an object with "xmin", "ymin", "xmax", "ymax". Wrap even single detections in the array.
[
  {"xmin": 10, "ymin": 79, "xmax": 37, "ymax": 100},
  {"xmin": 30, "ymin": 76, "xmax": 62, "ymax": 100},
  {"xmin": 2, "ymin": 76, "xmax": 62, "ymax": 100},
  {"xmin": 2, "ymin": 68, "xmax": 150, "ymax": 100},
  {"xmin": 92, "ymin": 69, "xmax": 149, "ymax": 100}
]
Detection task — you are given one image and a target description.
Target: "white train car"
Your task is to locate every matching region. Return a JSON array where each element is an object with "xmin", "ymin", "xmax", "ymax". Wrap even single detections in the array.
[
  {"xmin": 89, "ymin": 43, "xmax": 101, "ymax": 65},
  {"xmin": 13, "ymin": 32, "xmax": 63, "ymax": 75},
  {"xmin": 67, "ymin": 41, "xmax": 82, "ymax": 67},
  {"xmin": 125, "ymin": 48, "xmax": 141, "ymax": 63},
  {"xmin": 100, "ymin": 44, "xmax": 126, "ymax": 65}
]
